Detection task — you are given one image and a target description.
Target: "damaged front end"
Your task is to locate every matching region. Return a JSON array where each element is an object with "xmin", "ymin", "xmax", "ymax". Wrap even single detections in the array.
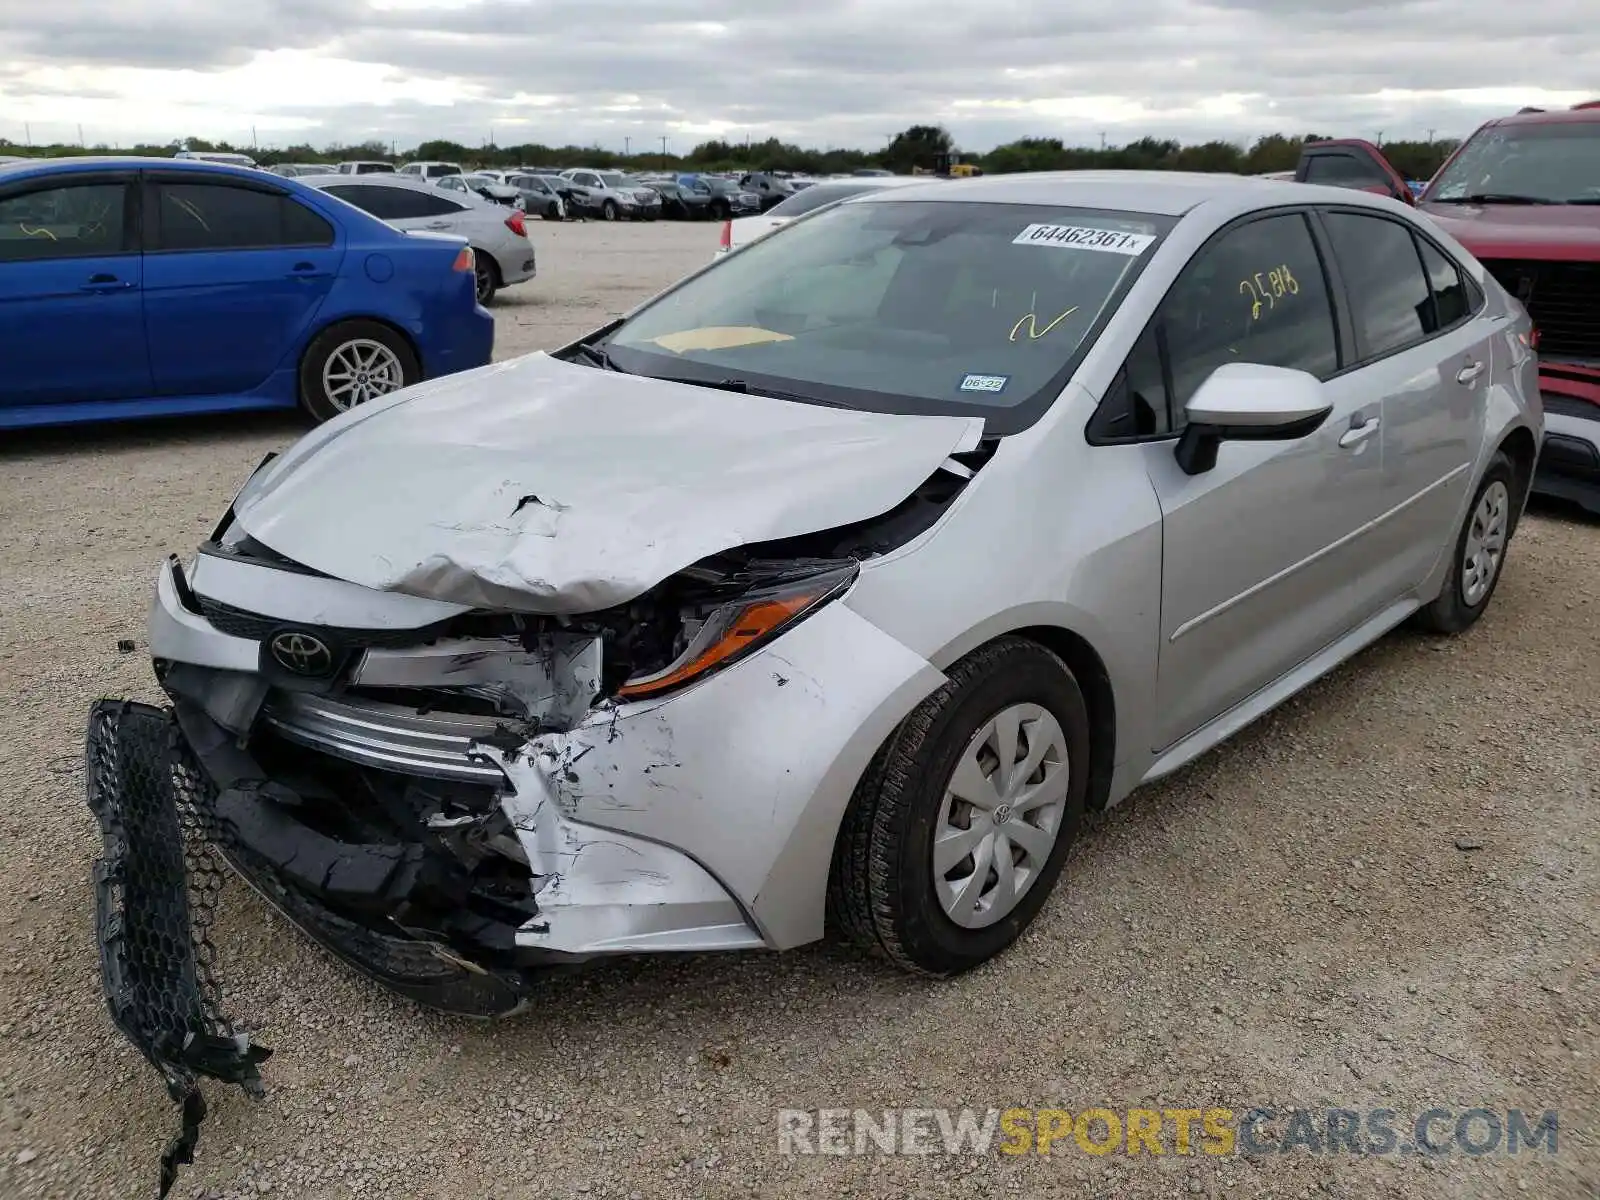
[{"xmin": 85, "ymin": 428, "xmax": 993, "ymax": 1191}]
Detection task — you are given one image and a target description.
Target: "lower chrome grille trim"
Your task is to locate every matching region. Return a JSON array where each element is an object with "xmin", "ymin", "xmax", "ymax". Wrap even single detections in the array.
[{"xmin": 261, "ymin": 692, "xmax": 508, "ymax": 783}]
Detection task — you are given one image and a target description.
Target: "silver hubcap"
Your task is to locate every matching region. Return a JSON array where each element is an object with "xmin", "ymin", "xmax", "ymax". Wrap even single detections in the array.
[
  {"xmin": 322, "ymin": 339, "xmax": 404, "ymax": 411},
  {"xmin": 1462, "ymin": 480, "xmax": 1509, "ymax": 606},
  {"xmin": 933, "ymin": 703, "xmax": 1071, "ymax": 929}
]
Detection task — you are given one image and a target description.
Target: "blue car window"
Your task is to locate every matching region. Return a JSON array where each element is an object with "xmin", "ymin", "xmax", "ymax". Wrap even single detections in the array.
[
  {"xmin": 0, "ymin": 182, "xmax": 127, "ymax": 262},
  {"xmin": 153, "ymin": 182, "xmax": 334, "ymax": 252}
]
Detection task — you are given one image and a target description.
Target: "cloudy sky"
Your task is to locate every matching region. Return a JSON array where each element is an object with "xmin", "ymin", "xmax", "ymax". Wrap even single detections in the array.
[{"xmin": 2, "ymin": 0, "xmax": 1596, "ymax": 153}]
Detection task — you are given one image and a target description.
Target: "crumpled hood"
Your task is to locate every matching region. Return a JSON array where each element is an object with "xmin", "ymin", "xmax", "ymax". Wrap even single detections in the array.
[
  {"xmin": 1419, "ymin": 202, "xmax": 1600, "ymax": 260},
  {"xmin": 233, "ymin": 353, "xmax": 983, "ymax": 613}
]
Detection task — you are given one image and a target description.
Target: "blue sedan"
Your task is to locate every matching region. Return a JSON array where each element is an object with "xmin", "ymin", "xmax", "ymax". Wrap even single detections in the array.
[{"xmin": 0, "ymin": 156, "xmax": 494, "ymax": 429}]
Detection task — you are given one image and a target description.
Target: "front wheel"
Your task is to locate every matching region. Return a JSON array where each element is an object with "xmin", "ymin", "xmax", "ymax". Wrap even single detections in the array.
[
  {"xmin": 298, "ymin": 321, "xmax": 418, "ymax": 424},
  {"xmin": 601, "ymin": 200, "xmax": 618, "ymax": 221},
  {"xmin": 708, "ymin": 199, "xmax": 730, "ymax": 221},
  {"xmin": 1413, "ymin": 451, "xmax": 1518, "ymax": 634},
  {"xmin": 828, "ymin": 637, "xmax": 1091, "ymax": 976}
]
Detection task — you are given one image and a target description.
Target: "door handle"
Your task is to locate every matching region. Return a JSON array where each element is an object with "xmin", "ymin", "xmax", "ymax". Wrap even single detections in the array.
[
  {"xmin": 285, "ymin": 263, "xmax": 331, "ymax": 280},
  {"xmin": 79, "ymin": 274, "xmax": 133, "ymax": 292},
  {"xmin": 1456, "ymin": 359, "xmax": 1486, "ymax": 384},
  {"xmin": 424, "ymin": 221, "xmax": 452, "ymax": 229},
  {"xmin": 1338, "ymin": 414, "xmax": 1380, "ymax": 448}
]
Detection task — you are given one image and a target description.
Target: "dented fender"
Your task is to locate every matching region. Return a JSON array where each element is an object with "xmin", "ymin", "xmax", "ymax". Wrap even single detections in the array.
[{"xmin": 492, "ymin": 600, "xmax": 946, "ymax": 950}]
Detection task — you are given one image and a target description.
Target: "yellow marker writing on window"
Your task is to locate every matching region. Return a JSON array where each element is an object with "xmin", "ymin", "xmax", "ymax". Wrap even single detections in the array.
[
  {"xmin": 1239, "ymin": 264, "xmax": 1300, "ymax": 320},
  {"xmin": 18, "ymin": 223, "xmax": 58, "ymax": 241},
  {"xmin": 1009, "ymin": 306, "xmax": 1080, "ymax": 342}
]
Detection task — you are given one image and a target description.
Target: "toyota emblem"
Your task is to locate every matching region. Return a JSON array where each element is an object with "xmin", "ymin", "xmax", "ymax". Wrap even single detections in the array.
[{"xmin": 269, "ymin": 630, "xmax": 335, "ymax": 676}]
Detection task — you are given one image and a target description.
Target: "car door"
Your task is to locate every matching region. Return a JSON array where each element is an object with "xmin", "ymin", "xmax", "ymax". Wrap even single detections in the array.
[
  {"xmin": 0, "ymin": 170, "xmax": 152, "ymax": 407},
  {"xmin": 1316, "ymin": 208, "xmax": 1489, "ymax": 591},
  {"xmin": 1123, "ymin": 210, "xmax": 1393, "ymax": 749},
  {"xmin": 1295, "ymin": 140, "xmax": 1414, "ymax": 206},
  {"xmin": 141, "ymin": 172, "xmax": 344, "ymax": 396}
]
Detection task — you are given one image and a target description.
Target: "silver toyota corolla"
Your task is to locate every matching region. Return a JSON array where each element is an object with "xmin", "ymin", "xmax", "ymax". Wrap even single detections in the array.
[{"xmin": 86, "ymin": 171, "xmax": 1541, "ymax": 1177}]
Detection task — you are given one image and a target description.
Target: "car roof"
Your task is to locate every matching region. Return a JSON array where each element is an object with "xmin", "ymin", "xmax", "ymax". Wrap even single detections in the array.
[
  {"xmin": 298, "ymin": 172, "xmax": 453, "ymax": 191},
  {"xmin": 1482, "ymin": 103, "xmax": 1600, "ymax": 128},
  {"xmin": 0, "ymin": 155, "xmax": 269, "ymax": 180},
  {"xmin": 849, "ymin": 169, "xmax": 1335, "ymax": 216}
]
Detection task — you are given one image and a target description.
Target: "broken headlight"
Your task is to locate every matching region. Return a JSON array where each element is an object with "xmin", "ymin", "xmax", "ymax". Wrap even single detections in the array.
[{"xmin": 615, "ymin": 560, "xmax": 858, "ymax": 700}]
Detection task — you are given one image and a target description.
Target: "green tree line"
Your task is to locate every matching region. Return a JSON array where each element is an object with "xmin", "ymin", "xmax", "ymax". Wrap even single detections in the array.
[{"xmin": 0, "ymin": 124, "xmax": 1460, "ymax": 181}]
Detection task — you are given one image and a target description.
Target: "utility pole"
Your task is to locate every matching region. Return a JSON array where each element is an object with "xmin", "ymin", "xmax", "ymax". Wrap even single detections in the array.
[
  {"xmin": 1100, "ymin": 131, "xmax": 1107, "ymax": 150},
  {"xmin": 1376, "ymin": 129, "xmax": 1384, "ymax": 146},
  {"xmin": 251, "ymin": 125, "xmax": 257, "ymax": 148},
  {"xmin": 660, "ymin": 135, "xmax": 668, "ymax": 157},
  {"xmin": 624, "ymin": 136, "xmax": 631, "ymax": 156},
  {"xmin": 78, "ymin": 123, "xmax": 85, "ymax": 147},
  {"xmin": 24, "ymin": 122, "xmax": 30, "ymax": 146},
  {"xmin": 1426, "ymin": 128, "xmax": 1436, "ymax": 143}
]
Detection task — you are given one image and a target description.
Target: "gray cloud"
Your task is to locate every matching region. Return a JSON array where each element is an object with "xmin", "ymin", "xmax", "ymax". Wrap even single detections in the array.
[{"xmin": 3, "ymin": 0, "xmax": 1597, "ymax": 150}]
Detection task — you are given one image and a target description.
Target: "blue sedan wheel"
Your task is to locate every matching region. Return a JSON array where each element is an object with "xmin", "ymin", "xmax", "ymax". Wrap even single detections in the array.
[{"xmin": 298, "ymin": 320, "xmax": 419, "ymax": 424}]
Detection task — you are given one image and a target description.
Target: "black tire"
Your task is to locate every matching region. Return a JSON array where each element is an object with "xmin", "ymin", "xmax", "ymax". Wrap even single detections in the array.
[
  {"xmin": 708, "ymin": 199, "xmax": 730, "ymax": 221},
  {"xmin": 601, "ymin": 199, "xmax": 618, "ymax": 221},
  {"xmin": 543, "ymin": 200, "xmax": 562, "ymax": 220},
  {"xmin": 473, "ymin": 252, "xmax": 499, "ymax": 305},
  {"xmin": 827, "ymin": 637, "xmax": 1091, "ymax": 976},
  {"xmin": 297, "ymin": 320, "xmax": 419, "ymax": 425},
  {"xmin": 1413, "ymin": 451, "xmax": 1518, "ymax": 634}
]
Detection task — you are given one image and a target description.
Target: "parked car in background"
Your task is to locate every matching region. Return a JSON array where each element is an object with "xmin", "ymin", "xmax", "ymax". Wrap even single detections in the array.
[
  {"xmin": 441, "ymin": 172, "xmax": 523, "ymax": 208},
  {"xmin": 1292, "ymin": 100, "xmax": 1600, "ymax": 515},
  {"xmin": 0, "ymin": 156, "xmax": 491, "ymax": 429},
  {"xmin": 336, "ymin": 160, "xmax": 396, "ymax": 175},
  {"xmin": 716, "ymin": 174, "xmax": 935, "ymax": 257},
  {"xmin": 494, "ymin": 172, "xmax": 567, "ymax": 219},
  {"xmin": 398, "ymin": 160, "xmax": 463, "ymax": 182},
  {"xmin": 268, "ymin": 163, "xmax": 329, "ymax": 178},
  {"xmin": 302, "ymin": 173, "xmax": 535, "ymax": 305},
  {"xmin": 174, "ymin": 150, "xmax": 258, "ymax": 168},
  {"xmin": 738, "ymin": 171, "xmax": 796, "ymax": 211},
  {"xmin": 643, "ymin": 174, "xmax": 711, "ymax": 220},
  {"xmin": 559, "ymin": 169, "xmax": 662, "ymax": 221}
]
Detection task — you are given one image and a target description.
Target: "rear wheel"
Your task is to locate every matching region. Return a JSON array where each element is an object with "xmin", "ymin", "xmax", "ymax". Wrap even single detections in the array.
[
  {"xmin": 473, "ymin": 252, "xmax": 499, "ymax": 305},
  {"xmin": 1413, "ymin": 452, "xmax": 1517, "ymax": 634},
  {"xmin": 828, "ymin": 637, "xmax": 1091, "ymax": 975},
  {"xmin": 298, "ymin": 321, "xmax": 418, "ymax": 424}
]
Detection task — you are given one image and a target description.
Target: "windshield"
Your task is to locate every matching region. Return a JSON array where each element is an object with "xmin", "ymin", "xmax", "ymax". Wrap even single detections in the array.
[
  {"xmin": 602, "ymin": 199, "xmax": 1173, "ymax": 431},
  {"xmin": 768, "ymin": 182, "xmax": 884, "ymax": 217},
  {"xmin": 599, "ymin": 172, "xmax": 629, "ymax": 188},
  {"xmin": 1427, "ymin": 121, "xmax": 1600, "ymax": 204}
]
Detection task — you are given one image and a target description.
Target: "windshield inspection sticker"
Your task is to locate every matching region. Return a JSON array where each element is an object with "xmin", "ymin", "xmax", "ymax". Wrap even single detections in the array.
[
  {"xmin": 1014, "ymin": 224, "xmax": 1155, "ymax": 256},
  {"xmin": 960, "ymin": 373, "xmax": 1010, "ymax": 394}
]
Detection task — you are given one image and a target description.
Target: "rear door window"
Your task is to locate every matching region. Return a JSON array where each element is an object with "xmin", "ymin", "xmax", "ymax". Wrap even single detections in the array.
[
  {"xmin": 1320, "ymin": 211, "xmax": 1432, "ymax": 359},
  {"xmin": 151, "ymin": 182, "xmax": 333, "ymax": 251}
]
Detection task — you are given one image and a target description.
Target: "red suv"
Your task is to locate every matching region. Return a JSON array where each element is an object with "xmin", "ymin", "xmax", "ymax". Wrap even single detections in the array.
[{"xmin": 1296, "ymin": 103, "xmax": 1600, "ymax": 516}]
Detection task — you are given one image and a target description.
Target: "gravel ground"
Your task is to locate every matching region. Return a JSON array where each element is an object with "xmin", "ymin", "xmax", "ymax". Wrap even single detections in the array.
[{"xmin": 1, "ymin": 218, "xmax": 1596, "ymax": 1200}]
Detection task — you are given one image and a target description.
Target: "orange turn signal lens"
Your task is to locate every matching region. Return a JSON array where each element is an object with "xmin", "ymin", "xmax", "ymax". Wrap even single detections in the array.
[
  {"xmin": 452, "ymin": 246, "xmax": 475, "ymax": 273},
  {"xmin": 615, "ymin": 566, "xmax": 857, "ymax": 700}
]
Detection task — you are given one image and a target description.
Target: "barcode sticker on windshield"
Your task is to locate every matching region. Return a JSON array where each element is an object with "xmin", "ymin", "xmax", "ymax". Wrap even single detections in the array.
[{"xmin": 1014, "ymin": 224, "xmax": 1155, "ymax": 256}]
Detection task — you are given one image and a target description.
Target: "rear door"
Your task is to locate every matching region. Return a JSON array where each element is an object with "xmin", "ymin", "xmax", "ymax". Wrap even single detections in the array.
[
  {"xmin": 1296, "ymin": 140, "xmax": 1414, "ymax": 205},
  {"xmin": 142, "ymin": 172, "xmax": 344, "ymax": 396},
  {"xmin": 1316, "ymin": 208, "xmax": 1490, "ymax": 591},
  {"xmin": 0, "ymin": 170, "xmax": 151, "ymax": 406}
]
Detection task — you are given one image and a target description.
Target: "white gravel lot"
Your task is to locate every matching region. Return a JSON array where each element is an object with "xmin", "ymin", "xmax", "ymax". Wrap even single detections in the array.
[{"xmin": 0, "ymin": 218, "xmax": 1596, "ymax": 1200}]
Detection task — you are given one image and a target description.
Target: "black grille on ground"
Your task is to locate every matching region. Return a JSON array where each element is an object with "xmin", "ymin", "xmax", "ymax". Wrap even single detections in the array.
[
  {"xmin": 84, "ymin": 700, "xmax": 270, "ymax": 1197},
  {"xmin": 1481, "ymin": 259, "xmax": 1600, "ymax": 362}
]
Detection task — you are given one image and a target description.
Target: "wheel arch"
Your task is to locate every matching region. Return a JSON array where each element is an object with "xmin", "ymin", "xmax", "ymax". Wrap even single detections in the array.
[
  {"xmin": 1495, "ymin": 423, "xmax": 1539, "ymax": 532},
  {"xmin": 991, "ymin": 625, "xmax": 1118, "ymax": 812}
]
